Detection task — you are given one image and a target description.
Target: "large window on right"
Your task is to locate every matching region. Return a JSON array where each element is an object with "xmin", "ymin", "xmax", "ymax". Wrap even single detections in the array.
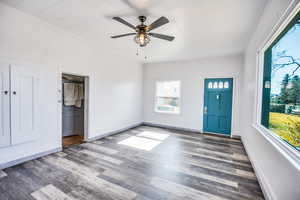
[{"xmin": 261, "ymin": 11, "xmax": 300, "ymax": 151}]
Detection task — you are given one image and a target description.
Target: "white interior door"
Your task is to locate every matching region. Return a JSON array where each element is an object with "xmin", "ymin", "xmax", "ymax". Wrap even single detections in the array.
[
  {"xmin": 0, "ymin": 64, "xmax": 11, "ymax": 148},
  {"xmin": 10, "ymin": 65, "xmax": 39, "ymax": 145}
]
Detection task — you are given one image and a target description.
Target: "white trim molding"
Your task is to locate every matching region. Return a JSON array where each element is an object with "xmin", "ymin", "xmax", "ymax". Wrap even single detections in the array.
[
  {"xmin": 253, "ymin": 124, "xmax": 300, "ymax": 171},
  {"xmin": 143, "ymin": 122, "xmax": 202, "ymax": 134},
  {"xmin": 86, "ymin": 123, "xmax": 143, "ymax": 142}
]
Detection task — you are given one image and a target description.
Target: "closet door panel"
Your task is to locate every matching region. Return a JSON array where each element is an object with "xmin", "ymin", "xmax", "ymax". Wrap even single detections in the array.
[
  {"xmin": 0, "ymin": 64, "xmax": 10, "ymax": 148},
  {"xmin": 11, "ymin": 65, "xmax": 39, "ymax": 145}
]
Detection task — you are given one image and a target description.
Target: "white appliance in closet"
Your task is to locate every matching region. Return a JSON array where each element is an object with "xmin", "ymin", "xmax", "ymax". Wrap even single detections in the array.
[{"xmin": 0, "ymin": 63, "xmax": 39, "ymax": 148}]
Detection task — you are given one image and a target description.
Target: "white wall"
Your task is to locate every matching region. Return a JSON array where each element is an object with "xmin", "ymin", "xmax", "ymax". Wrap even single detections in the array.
[
  {"xmin": 2, "ymin": 2, "xmax": 300, "ymax": 198},
  {"xmin": 0, "ymin": 3, "xmax": 143, "ymax": 166},
  {"xmin": 241, "ymin": 0, "xmax": 300, "ymax": 199},
  {"xmin": 143, "ymin": 54, "xmax": 243, "ymax": 136}
]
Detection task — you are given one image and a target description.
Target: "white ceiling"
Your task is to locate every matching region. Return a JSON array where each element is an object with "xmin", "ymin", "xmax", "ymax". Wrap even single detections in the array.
[{"xmin": 0, "ymin": 0, "xmax": 268, "ymax": 63}]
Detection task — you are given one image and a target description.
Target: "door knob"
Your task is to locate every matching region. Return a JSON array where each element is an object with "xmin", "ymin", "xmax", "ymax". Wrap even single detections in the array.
[
  {"xmin": 4, "ymin": 91, "xmax": 8, "ymax": 95},
  {"xmin": 13, "ymin": 91, "xmax": 16, "ymax": 95}
]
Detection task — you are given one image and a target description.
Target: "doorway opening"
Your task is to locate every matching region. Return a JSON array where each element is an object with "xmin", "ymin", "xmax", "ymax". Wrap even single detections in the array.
[{"xmin": 61, "ymin": 73, "xmax": 88, "ymax": 148}]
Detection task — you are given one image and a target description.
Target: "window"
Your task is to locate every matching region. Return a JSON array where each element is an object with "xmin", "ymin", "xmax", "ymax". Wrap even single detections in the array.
[
  {"xmin": 261, "ymin": 11, "xmax": 300, "ymax": 152},
  {"xmin": 155, "ymin": 81, "xmax": 180, "ymax": 114}
]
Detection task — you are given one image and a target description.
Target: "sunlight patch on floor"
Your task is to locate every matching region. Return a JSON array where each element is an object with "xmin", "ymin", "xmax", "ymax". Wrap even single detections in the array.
[{"xmin": 118, "ymin": 131, "xmax": 170, "ymax": 151}]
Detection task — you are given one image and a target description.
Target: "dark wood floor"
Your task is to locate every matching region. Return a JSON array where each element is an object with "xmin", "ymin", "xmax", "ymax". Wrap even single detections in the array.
[
  {"xmin": 0, "ymin": 126, "xmax": 264, "ymax": 200},
  {"xmin": 63, "ymin": 135, "xmax": 84, "ymax": 148}
]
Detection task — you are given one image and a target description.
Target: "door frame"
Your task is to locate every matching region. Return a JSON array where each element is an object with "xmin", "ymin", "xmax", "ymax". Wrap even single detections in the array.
[
  {"xmin": 202, "ymin": 76, "xmax": 237, "ymax": 137},
  {"xmin": 58, "ymin": 71, "xmax": 90, "ymax": 144}
]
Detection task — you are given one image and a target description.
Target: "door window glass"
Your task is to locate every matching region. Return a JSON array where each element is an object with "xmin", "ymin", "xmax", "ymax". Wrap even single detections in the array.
[
  {"xmin": 219, "ymin": 82, "xmax": 224, "ymax": 89},
  {"xmin": 224, "ymin": 82, "xmax": 229, "ymax": 88},
  {"xmin": 213, "ymin": 82, "xmax": 218, "ymax": 88}
]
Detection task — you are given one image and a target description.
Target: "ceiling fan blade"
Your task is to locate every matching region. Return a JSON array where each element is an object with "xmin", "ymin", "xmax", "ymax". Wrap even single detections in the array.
[
  {"xmin": 147, "ymin": 16, "xmax": 169, "ymax": 31},
  {"xmin": 112, "ymin": 17, "xmax": 136, "ymax": 30},
  {"xmin": 148, "ymin": 33, "xmax": 175, "ymax": 41},
  {"xmin": 111, "ymin": 33, "xmax": 136, "ymax": 38}
]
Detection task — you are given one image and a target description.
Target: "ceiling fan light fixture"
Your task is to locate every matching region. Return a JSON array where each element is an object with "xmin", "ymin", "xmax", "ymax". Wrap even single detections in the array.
[
  {"xmin": 134, "ymin": 33, "xmax": 150, "ymax": 47},
  {"xmin": 111, "ymin": 16, "xmax": 174, "ymax": 47}
]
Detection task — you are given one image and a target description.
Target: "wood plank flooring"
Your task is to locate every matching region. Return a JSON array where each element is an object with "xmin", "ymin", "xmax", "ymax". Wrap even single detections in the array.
[
  {"xmin": 0, "ymin": 126, "xmax": 264, "ymax": 200},
  {"xmin": 63, "ymin": 135, "xmax": 84, "ymax": 148}
]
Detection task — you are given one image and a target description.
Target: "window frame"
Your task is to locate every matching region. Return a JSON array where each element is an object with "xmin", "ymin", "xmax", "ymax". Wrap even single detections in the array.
[
  {"xmin": 154, "ymin": 80, "xmax": 181, "ymax": 115},
  {"xmin": 254, "ymin": 3, "xmax": 300, "ymax": 169}
]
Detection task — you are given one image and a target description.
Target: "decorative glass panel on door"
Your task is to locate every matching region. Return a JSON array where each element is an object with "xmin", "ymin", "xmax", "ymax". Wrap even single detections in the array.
[
  {"xmin": 224, "ymin": 82, "xmax": 229, "ymax": 88},
  {"xmin": 219, "ymin": 82, "xmax": 224, "ymax": 89},
  {"xmin": 213, "ymin": 82, "xmax": 218, "ymax": 88}
]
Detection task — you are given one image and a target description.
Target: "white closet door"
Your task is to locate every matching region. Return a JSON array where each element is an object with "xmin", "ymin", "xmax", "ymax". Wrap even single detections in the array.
[
  {"xmin": 0, "ymin": 64, "xmax": 10, "ymax": 148},
  {"xmin": 11, "ymin": 65, "xmax": 39, "ymax": 145}
]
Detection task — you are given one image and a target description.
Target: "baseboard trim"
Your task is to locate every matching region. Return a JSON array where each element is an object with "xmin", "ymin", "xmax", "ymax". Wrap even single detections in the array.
[
  {"xmin": 231, "ymin": 135, "xmax": 241, "ymax": 140},
  {"xmin": 86, "ymin": 122, "xmax": 143, "ymax": 142},
  {"xmin": 0, "ymin": 147, "xmax": 62, "ymax": 170},
  {"xmin": 143, "ymin": 122, "xmax": 242, "ymax": 139},
  {"xmin": 242, "ymin": 137, "xmax": 274, "ymax": 200},
  {"xmin": 142, "ymin": 122, "xmax": 202, "ymax": 134}
]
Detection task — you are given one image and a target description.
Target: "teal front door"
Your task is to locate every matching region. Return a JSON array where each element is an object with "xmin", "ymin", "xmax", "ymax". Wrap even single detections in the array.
[{"xmin": 203, "ymin": 78, "xmax": 233, "ymax": 135}]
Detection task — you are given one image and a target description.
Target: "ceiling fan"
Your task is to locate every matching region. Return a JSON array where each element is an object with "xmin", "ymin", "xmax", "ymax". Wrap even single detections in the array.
[{"xmin": 111, "ymin": 16, "xmax": 175, "ymax": 47}]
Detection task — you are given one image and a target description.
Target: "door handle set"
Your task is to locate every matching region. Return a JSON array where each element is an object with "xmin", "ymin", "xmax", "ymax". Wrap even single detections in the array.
[{"xmin": 2, "ymin": 91, "xmax": 17, "ymax": 95}]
